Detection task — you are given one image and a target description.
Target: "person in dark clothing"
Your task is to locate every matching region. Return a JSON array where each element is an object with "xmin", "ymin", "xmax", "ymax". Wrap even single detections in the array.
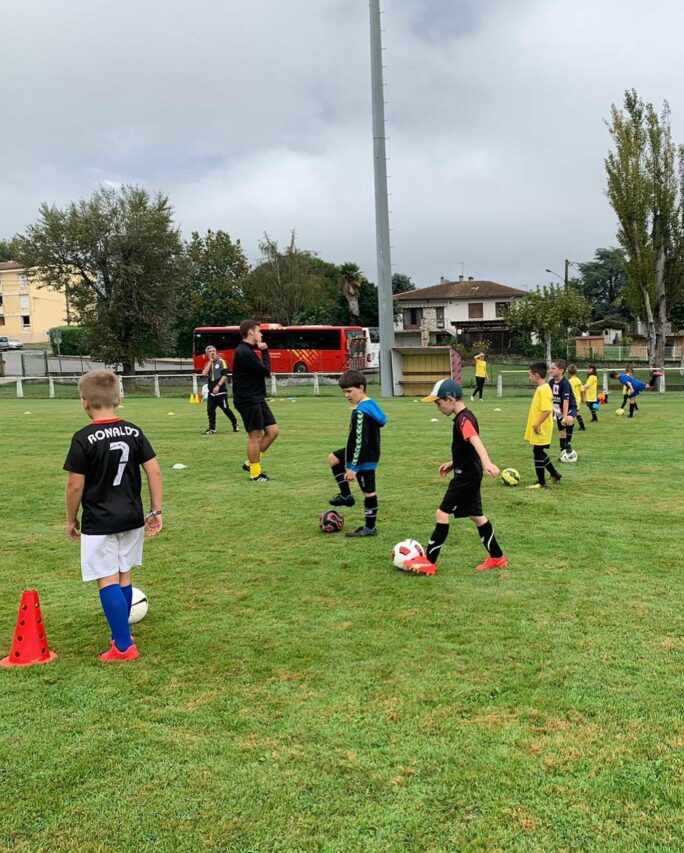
[
  {"xmin": 327, "ymin": 369, "xmax": 387, "ymax": 538},
  {"xmin": 233, "ymin": 319, "xmax": 279, "ymax": 482},
  {"xmin": 402, "ymin": 378, "xmax": 507, "ymax": 575},
  {"xmin": 201, "ymin": 345, "xmax": 239, "ymax": 434}
]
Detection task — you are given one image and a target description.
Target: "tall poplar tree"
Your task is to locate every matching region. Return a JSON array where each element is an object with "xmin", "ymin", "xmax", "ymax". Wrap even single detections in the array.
[{"xmin": 605, "ymin": 90, "xmax": 684, "ymax": 366}]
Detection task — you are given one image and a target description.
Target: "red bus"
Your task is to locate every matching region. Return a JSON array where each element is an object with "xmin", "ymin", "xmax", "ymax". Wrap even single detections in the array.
[{"xmin": 193, "ymin": 325, "xmax": 367, "ymax": 373}]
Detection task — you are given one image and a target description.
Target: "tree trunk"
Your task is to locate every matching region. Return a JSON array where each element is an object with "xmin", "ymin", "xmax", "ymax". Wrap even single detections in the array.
[
  {"xmin": 342, "ymin": 289, "xmax": 360, "ymax": 324},
  {"xmin": 544, "ymin": 331, "xmax": 551, "ymax": 366},
  {"xmin": 121, "ymin": 360, "xmax": 137, "ymax": 394}
]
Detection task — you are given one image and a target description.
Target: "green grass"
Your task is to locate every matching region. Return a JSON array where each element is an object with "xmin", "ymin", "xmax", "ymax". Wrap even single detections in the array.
[{"xmin": 1, "ymin": 393, "xmax": 683, "ymax": 852}]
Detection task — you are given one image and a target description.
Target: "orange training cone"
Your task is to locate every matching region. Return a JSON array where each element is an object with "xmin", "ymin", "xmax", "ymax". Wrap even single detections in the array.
[{"xmin": 1, "ymin": 590, "xmax": 58, "ymax": 668}]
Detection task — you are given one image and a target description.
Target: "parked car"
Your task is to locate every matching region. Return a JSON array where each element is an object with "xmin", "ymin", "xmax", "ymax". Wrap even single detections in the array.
[{"xmin": 0, "ymin": 336, "xmax": 23, "ymax": 350}]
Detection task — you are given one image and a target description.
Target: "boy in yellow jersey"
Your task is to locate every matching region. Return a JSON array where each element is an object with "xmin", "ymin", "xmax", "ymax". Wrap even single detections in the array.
[
  {"xmin": 525, "ymin": 361, "xmax": 561, "ymax": 490},
  {"xmin": 471, "ymin": 352, "xmax": 488, "ymax": 401},
  {"xmin": 567, "ymin": 364, "xmax": 586, "ymax": 431},
  {"xmin": 582, "ymin": 363, "xmax": 599, "ymax": 422}
]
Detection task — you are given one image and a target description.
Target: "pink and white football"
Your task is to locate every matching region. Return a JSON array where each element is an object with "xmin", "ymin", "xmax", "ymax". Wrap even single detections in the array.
[{"xmin": 391, "ymin": 539, "xmax": 425, "ymax": 569}]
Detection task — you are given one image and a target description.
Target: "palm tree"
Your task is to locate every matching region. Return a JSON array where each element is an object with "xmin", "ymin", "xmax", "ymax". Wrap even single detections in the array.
[{"xmin": 339, "ymin": 262, "xmax": 363, "ymax": 323}]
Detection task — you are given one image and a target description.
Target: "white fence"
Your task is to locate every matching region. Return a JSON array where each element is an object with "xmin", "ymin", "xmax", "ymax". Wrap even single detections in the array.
[
  {"xmin": 496, "ymin": 367, "xmax": 681, "ymax": 397},
  {"xmin": 1, "ymin": 372, "xmax": 378, "ymax": 400}
]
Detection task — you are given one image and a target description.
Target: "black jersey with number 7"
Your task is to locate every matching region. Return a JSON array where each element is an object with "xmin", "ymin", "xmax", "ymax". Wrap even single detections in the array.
[{"xmin": 63, "ymin": 418, "xmax": 156, "ymax": 535}]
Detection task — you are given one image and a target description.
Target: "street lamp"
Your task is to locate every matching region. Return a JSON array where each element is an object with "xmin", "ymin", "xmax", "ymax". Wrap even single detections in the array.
[
  {"xmin": 545, "ymin": 259, "xmax": 580, "ymax": 288},
  {"xmin": 545, "ymin": 261, "xmax": 582, "ymax": 359}
]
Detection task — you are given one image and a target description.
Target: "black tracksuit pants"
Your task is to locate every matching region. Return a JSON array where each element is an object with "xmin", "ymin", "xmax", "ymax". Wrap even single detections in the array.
[{"xmin": 208, "ymin": 392, "xmax": 238, "ymax": 430}]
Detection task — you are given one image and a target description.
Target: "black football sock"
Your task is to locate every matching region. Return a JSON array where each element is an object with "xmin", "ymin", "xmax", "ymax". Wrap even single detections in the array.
[
  {"xmin": 331, "ymin": 462, "xmax": 351, "ymax": 497},
  {"xmin": 533, "ymin": 447, "xmax": 547, "ymax": 485},
  {"xmin": 363, "ymin": 495, "xmax": 378, "ymax": 530},
  {"xmin": 576, "ymin": 414, "xmax": 585, "ymax": 429},
  {"xmin": 565, "ymin": 425, "xmax": 574, "ymax": 453},
  {"xmin": 477, "ymin": 521, "xmax": 504, "ymax": 558},
  {"xmin": 544, "ymin": 453, "xmax": 560, "ymax": 479},
  {"xmin": 427, "ymin": 522, "xmax": 449, "ymax": 564},
  {"xmin": 629, "ymin": 403, "xmax": 636, "ymax": 417},
  {"xmin": 560, "ymin": 436, "xmax": 567, "ymax": 453},
  {"xmin": 622, "ymin": 394, "xmax": 628, "ymax": 409}
]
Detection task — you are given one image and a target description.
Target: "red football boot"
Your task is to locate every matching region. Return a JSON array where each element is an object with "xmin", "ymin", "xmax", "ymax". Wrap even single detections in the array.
[
  {"xmin": 402, "ymin": 556, "xmax": 437, "ymax": 576},
  {"xmin": 100, "ymin": 643, "xmax": 139, "ymax": 662},
  {"xmin": 475, "ymin": 555, "xmax": 509, "ymax": 572}
]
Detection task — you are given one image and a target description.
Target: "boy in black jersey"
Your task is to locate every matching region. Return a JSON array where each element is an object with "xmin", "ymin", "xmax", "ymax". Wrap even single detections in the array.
[
  {"xmin": 403, "ymin": 379, "xmax": 507, "ymax": 575},
  {"xmin": 327, "ymin": 370, "xmax": 387, "ymax": 536},
  {"xmin": 549, "ymin": 359, "xmax": 577, "ymax": 462},
  {"xmin": 64, "ymin": 371, "xmax": 163, "ymax": 662}
]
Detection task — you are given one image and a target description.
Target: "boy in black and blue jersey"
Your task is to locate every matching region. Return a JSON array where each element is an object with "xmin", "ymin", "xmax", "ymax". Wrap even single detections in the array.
[
  {"xmin": 327, "ymin": 370, "xmax": 387, "ymax": 537},
  {"xmin": 550, "ymin": 359, "xmax": 577, "ymax": 462}
]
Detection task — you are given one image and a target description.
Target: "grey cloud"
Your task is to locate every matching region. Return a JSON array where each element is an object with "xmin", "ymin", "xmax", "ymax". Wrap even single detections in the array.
[{"xmin": 2, "ymin": 0, "xmax": 684, "ymax": 290}]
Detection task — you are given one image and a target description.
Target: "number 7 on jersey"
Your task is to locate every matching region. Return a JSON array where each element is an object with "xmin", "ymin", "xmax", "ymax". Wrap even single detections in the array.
[{"xmin": 110, "ymin": 441, "xmax": 130, "ymax": 486}]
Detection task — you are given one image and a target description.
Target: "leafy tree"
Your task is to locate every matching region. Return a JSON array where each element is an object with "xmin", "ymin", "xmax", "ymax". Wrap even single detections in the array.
[
  {"xmin": 174, "ymin": 230, "xmax": 250, "ymax": 356},
  {"xmin": 392, "ymin": 272, "xmax": 416, "ymax": 319},
  {"xmin": 0, "ymin": 239, "xmax": 15, "ymax": 261},
  {"xmin": 296, "ymin": 257, "xmax": 348, "ymax": 325},
  {"xmin": 503, "ymin": 285, "xmax": 591, "ymax": 364},
  {"xmin": 392, "ymin": 272, "xmax": 416, "ymax": 295},
  {"xmin": 338, "ymin": 262, "xmax": 364, "ymax": 324},
  {"xmin": 15, "ymin": 185, "xmax": 185, "ymax": 378},
  {"xmin": 605, "ymin": 90, "xmax": 684, "ymax": 367},
  {"xmin": 357, "ymin": 278, "xmax": 379, "ymax": 327},
  {"xmin": 243, "ymin": 232, "xmax": 329, "ymax": 325},
  {"xmin": 577, "ymin": 247, "xmax": 631, "ymax": 323}
]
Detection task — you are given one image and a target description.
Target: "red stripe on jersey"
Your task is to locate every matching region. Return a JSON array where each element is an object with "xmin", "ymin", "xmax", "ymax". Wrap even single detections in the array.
[
  {"xmin": 460, "ymin": 419, "xmax": 478, "ymax": 441},
  {"xmin": 91, "ymin": 417, "xmax": 122, "ymax": 425}
]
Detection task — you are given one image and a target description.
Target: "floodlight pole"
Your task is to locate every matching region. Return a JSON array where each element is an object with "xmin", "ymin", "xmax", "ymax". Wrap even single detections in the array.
[{"xmin": 369, "ymin": 0, "xmax": 395, "ymax": 396}]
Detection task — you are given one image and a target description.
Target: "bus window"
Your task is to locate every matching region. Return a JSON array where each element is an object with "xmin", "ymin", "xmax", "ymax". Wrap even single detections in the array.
[{"xmin": 194, "ymin": 329, "xmax": 241, "ymax": 353}]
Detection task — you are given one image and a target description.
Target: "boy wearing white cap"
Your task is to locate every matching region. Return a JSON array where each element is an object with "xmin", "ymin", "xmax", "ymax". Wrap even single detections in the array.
[{"xmin": 403, "ymin": 378, "xmax": 508, "ymax": 575}]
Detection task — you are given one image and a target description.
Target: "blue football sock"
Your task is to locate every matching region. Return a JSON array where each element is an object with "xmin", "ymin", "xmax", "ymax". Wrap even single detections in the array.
[
  {"xmin": 121, "ymin": 584, "xmax": 133, "ymax": 618},
  {"xmin": 99, "ymin": 585, "xmax": 132, "ymax": 651}
]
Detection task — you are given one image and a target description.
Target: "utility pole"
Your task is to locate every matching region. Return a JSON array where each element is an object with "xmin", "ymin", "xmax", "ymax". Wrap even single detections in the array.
[
  {"xmin": 564, "ymin": 258, "xmax": 569, "ymax": 288},
  {"xmin": 369, "ymin": 0, "xmax": 395, "ymax": 396}
]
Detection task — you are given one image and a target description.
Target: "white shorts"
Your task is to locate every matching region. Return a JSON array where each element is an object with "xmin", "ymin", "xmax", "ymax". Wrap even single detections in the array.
[{"xmin": 80, "ymin": 527, "xmax": 144, "ymax": 582}]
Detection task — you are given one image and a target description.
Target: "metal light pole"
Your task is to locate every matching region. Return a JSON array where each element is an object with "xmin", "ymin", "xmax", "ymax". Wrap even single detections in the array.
[{"xmin": 369, "ymin": 0, "xmax": 395, "ymax": 396}]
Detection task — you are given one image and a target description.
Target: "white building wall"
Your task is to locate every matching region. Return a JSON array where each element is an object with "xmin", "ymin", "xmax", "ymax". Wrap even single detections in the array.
[{"xmin": 444, "ymin": 298, "xmax": 502, "ymax": 327}]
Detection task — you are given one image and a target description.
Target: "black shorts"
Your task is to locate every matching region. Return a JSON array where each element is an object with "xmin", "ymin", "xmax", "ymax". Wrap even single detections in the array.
[
  {"xmin": 235, "ymin": 401, "xmax": 277, "ymax": 433},
  {"xmin": 439, "ymin": 477, "xmax": 483, "ymax": 518},
  {"xmin": 332, "ymin": 448, "xmax": 376, "ymax": 493}
]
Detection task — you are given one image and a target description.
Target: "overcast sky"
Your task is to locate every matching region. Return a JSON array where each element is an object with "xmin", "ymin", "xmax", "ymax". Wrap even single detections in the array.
[{"xmin": 3, "ymin": 0, "xmax": 684, "ymax": 290}]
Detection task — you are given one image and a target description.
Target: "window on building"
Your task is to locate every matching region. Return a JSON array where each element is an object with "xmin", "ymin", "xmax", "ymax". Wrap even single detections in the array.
[
  {"xmin": 21, "ymin": 315, "xmax": 30, "ymax": 328},
  {"xmin": 0, "ymin": 295, "xmax": 3, "ymax": 307},
  {"xmin": 20, "ymin": 294, "xmax": 30, "ymax": 310},
  {"xmin": 495, "ymin": 301, "xmax": 508, "ymax": 318},
  {"xmin": 19, "ymin": 275, "xmax": 28, "ymax": 288},
  {"xmin": 0, "ymin": 317, "xmax": 5, "ymax": 326},
  {"xmin": 403, "ymin": 307, "xmax": 423, "ymax": 328},
  {"xmin": 436, "ymin": 307, "xmax": 445, "ymax": 329},
  {"xmin": 468, "ymin": 302, "xmax": 483, "ymax": 319}
]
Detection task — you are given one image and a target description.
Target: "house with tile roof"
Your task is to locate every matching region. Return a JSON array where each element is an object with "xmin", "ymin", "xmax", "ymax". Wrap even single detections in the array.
[{"xmin": 393, "ymin": 276, "xmax": 527, "ymax": 349}]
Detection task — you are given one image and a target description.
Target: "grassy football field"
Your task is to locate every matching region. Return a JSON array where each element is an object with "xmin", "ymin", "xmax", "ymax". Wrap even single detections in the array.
[{"xmin": 1, "ymin": 391, "xmax": 683, "ymax": 852}]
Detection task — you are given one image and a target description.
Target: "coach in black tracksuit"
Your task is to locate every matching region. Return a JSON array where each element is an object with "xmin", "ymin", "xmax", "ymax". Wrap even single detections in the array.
[
  {"xmin": 202, "ymin": 345, "xmax": 239, "ymax": 434},
  {"xmin": 233, "ymin": 319, "xmax": 279, "ymax": 482}
]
